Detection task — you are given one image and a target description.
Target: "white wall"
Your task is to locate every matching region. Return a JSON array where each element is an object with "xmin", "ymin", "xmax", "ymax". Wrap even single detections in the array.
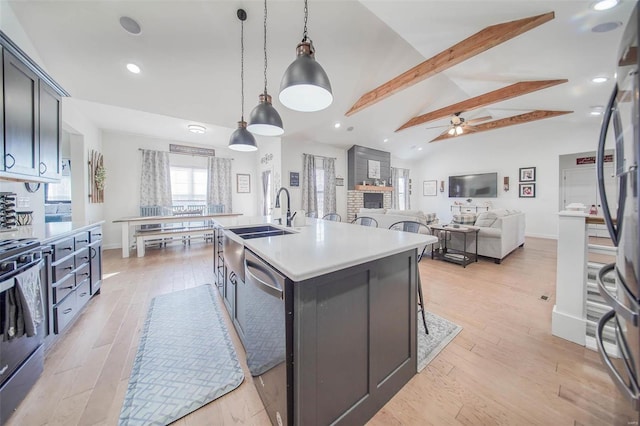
[
  {"xmin": 280, "ymin": 139, "xmax": 348, "ymax": 220},
  {"xmin": 412, "ymin": 121, "xmax": 603, "ymax": 239},
  {"xmin": 101, "ymin": 130, "xmax": 258, "ymax": 249}
]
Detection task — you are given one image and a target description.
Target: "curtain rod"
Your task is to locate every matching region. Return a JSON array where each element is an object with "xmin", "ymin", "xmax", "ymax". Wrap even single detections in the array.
[
  {"xmin": 137, "ymin": 148, "xmax": 234, "ymax": 160},
  {"xmin": 304, "ymin": 153, "xmax": 337, "ymax": 160}
]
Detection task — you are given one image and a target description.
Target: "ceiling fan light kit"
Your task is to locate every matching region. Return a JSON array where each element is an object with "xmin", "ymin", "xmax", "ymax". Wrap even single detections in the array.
[
  {"xmin": 279, "ymin": 0, "xmax": 333, "ymax": 112},
  {"xmin": 229, "ymin": 8, "xmax": 257, "ymax": 152},
  {"xmin": 248, "ymin": 0, "xmax": 284, "ymax": 136}
]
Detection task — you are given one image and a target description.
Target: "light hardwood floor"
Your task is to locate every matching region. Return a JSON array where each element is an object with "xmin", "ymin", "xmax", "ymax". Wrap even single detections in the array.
[{"xmin": 7, "ymin": 237, "xmax": 637, "ymax": 425}]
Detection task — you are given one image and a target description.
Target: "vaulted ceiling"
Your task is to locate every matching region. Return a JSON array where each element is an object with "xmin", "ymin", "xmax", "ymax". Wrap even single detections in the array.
[{"xmin": 7, "ymin": 0, "xmax": 634, "ymax": 159}]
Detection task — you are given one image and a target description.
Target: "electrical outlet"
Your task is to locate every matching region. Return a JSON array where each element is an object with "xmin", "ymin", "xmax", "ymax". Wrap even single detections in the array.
[{"xmin": 17, "ymin": 197, "xmax": 30, "ymax": 208}]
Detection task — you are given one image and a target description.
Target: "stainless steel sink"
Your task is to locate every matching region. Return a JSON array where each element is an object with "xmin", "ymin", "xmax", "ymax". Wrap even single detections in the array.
[{"xmin": 223, "ymin": 225, "xmax": 294, "ymax": 282}]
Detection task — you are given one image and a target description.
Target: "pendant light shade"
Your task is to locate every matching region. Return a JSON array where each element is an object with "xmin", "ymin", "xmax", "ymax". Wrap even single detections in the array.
[
  {"xmin": 229, "ymin": 120, "xmax": 258, "ymax": 152},
  {"xmin": 248, "ymin": 94, "xmax": 284, "ymax": 136},
  {"xmin": 248, "ymin": 0, "xmax": 284, "ymax": 136},
  {"xmin": 279, "ymin": 0, "xmax": 333, "ymax": 112},
  {"xmin": 229, "ymin": 9, "xmax": 258, "ymax": 152}
]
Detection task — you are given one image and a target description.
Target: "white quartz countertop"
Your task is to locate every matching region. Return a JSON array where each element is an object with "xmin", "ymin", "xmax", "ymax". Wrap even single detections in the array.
[
  {"xmin": 0, "ymin": 221, "xmax": 105, "ymax": 243},
  {"xmin": 214, "ymin": 216, "xmax": 437, "ymax": 282}
]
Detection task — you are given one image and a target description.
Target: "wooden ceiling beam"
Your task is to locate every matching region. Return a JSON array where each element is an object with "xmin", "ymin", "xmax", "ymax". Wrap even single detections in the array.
[
  {"xmin": 429, "ymin": 110, "xmax": 572, "ymax": 142},
  {"xmin": 395, "ymin": 79, "xmax": 568, "ymax": 132},
  {"xmin": 345, "ymin": 11, "xmax": 555, "ymax": 117}
]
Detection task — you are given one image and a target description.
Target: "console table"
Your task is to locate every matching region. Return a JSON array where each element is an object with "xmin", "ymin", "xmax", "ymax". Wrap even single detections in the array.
[
  {"xmin": 450, "ymin": 205, "xmax": 490, "ymax": 213},
  {"xmin": 430, "ymin": 224, "xmax": 480, "ymax": 267}
]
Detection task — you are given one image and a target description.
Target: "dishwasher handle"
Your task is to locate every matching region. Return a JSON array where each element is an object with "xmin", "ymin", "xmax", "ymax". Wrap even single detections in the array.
[{"xmin": 245, "ymin": 259, "xmax": 284, "ymax": 300}]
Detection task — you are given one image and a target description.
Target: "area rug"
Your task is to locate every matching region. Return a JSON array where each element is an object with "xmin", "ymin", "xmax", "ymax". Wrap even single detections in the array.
[
  {"xmin": 119, "ymin": 285, "xmax": 244, "ymax": 425},
  {"xmin": 417, "ymin": 311, "xmax": 462, "ymax": 372}
]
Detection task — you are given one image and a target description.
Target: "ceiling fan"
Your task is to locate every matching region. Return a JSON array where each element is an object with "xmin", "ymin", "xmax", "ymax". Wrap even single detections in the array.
[{"xmin": 425, "ymin": 112, "xmax": 492, "ymax": 137}]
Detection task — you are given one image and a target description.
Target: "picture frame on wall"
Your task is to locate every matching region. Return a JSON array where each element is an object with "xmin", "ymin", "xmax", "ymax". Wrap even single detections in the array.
[
  {"xmin": 519, "ymin": 167, "xmax": 536, "ymax": 182},
  {"xmin": 237, "ymin": 174, "xmax": 251, "ymax": 193},
  {"xmin": 519, "ymin": 183, "xmax": 536, "ymax": 198},
  {"xmin": 368, "ymin": 160, "xmax": 381, "ymax": 179},
  {"xmin": 289, "ymin": 171, "xmax": 300, "ymax": 187},
  {"xmin": 423, "ymin": 180, "xmax": 437, "ymax": 196}
]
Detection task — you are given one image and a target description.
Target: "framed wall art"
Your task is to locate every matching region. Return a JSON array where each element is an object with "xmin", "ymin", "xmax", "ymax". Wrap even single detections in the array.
[
  {"xmin": 519, "ymin": 167, "xmax": 536, "ymax": 182},
  {"xmin": 289, "ymin": 171, "xmax": 300, "ymax": 187},
  {"xmin": 237, "ymin": 173, "xmax": 251, "ymax": 193},
  {"xmin": 519, "ymin": 183, "xmax": 536, "ymax": 198},
  {"xmin": 368, "ymin": 160, "xmax": 381, "ymax": 179},
  {"xmin": 423, "ymin": 180, "xmax": 437, "ymax": 196}
]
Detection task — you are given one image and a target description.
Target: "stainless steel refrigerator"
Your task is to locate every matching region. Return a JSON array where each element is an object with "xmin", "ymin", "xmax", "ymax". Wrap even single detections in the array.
[{"xmin": 596, "ymin": 2, "xmax": 640, "ymax": 414}]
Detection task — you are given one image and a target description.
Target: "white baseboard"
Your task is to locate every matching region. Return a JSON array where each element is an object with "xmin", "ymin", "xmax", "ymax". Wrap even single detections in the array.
[
  {"xmin": 526, "ymin": 232, "xmax": 558, "ymax": 240},
  {"xmin": 552, "ymin": 305, "xmax": 586, "ymax": 345},
  {"xmin": 585, "ymin": 335, "xmax": 620, "ymax": 358}
]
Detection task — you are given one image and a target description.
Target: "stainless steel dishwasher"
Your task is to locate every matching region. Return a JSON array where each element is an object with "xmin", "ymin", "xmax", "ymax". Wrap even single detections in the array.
[{"xmin": 243, "ymin": 249, "xmax": 293, "ymax": 426}]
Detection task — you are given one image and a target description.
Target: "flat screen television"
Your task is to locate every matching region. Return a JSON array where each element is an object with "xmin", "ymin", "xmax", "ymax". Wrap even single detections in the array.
[{"xmin": 449, "ymin": 172, "xmax": 498, "ymax": 198}]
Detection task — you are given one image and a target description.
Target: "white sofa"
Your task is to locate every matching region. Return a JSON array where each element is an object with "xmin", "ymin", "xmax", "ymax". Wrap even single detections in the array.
[
  {"xmin": 448, "ymin": 209, "xmax": 525, "ymax": 264},
  {"xmin": 357, "ymin": 208, "xmax": 438, "ymax": 230}
]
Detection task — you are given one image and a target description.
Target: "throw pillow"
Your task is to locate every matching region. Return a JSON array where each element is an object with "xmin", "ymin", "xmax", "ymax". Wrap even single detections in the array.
[
  {"xmin": 424, "ymin": 213, "xmax": 437, "ymax": 224},
  {"xmin": 452, "ymin": 213, "xmax": 477, "ymax": 225},
  {"xmin": 44, "ymin": 204, "xmax": 58, "ymax": 214},
  {"xmin": 474, "ymin": 211, "xmax": 497, "ymax": 227}
]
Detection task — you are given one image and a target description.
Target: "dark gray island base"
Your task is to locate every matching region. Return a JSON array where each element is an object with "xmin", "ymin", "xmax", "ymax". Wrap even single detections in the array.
[{"xmin": 214, "ymin": 227, "xmax": 418, "ymax": 425}]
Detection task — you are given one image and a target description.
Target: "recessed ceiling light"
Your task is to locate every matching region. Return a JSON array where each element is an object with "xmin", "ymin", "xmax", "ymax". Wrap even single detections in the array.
[
  {"xmin": 334, "ymin": 122, "xmax": 341, "ymax": 129},
  {"xmin": 188, "ymin": 124, "xmax": 206, "ymax": 134},
  {"xmin": 590, "ymin": 110, "xmax": 604, "ymax": 116},
  {"xmin": 120, "ymin": 16, "xmax": 142, "ymax": 35},
  {"xmin": 590, "ymin": 106, "xmax": 605, "ymax": 116},
  {"xmin": 592, "ymin": 0, "xmax": 619, "ymax": 11},
  {"xmin": 126, "ymin": 63, "xmax": 141, "ymax": 74},
  {"xmin": 592, "ymin": 21, "xmax": 622, "ymax": 33},
  {"xmin": 592, "ymin": 76, "xmax": 609, "ymax": 83},
  {"xmin": 418, "ymin": 147, "xmax": 423, "ymax": 151},
  {"xmin": 383, "ymin": 138, "xmax": 389, "ymax": 143}
]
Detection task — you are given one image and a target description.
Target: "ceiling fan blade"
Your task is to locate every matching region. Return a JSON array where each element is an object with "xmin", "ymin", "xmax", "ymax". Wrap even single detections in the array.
[
  {"xmin": 464, "ymin": 125, "xmax": 480, "ymax": 133},
  {"xmin": 429, "ymin": 129, "xmax": 452, "ymax": 142},
  {"xmin": 466, "ymin": 115, "xmax": 492, "ymax": 125},
  {"xmin": 424, "ymin": 124, "xmax": 449, "ymax": 130}
]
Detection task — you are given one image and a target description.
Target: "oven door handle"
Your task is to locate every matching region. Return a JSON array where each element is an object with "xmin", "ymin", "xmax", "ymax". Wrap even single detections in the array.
[
  {"xmin": 597, "ymin": 263, "xmax": 638, "ymax": 326},
  {"xmin": 596, "ymin": 309, "xmax": 640, "ymax": 408}
]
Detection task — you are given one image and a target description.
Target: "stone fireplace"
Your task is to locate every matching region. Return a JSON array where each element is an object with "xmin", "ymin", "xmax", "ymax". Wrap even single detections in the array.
[{"xmin": 347, "ymin": 188, "xmax": 392, "ymax": 222}]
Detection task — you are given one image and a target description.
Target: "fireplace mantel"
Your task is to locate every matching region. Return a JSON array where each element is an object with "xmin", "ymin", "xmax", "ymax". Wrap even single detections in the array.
[{"xmin": 354, "ymin": 185, "xmax": 393, "ymax": 192}]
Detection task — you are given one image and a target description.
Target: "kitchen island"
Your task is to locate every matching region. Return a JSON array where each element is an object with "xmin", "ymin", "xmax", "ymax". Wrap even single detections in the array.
[{"xmin": 213, "ymin": 216, "xmax": 437, "ymax": 426}]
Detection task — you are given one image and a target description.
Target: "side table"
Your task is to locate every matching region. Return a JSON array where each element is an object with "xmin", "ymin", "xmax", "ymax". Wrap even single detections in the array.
[{"xmin": 430, "ymin": 224, "xmax": 480, "ymax": 267}]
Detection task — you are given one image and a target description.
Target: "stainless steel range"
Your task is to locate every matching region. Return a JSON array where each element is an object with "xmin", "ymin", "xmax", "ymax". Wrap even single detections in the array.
[{"xmin": 0, "ymin": 238, "xmax": 47, "ymax": 424}]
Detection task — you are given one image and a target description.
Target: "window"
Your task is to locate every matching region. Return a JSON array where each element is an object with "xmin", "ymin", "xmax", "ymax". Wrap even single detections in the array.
[
  {"xmin": 315, "ymin": 159, "xmax": 325, "ymax": 217},
  {"xmin": 398, "ymin": 176, "xmax": 406, "ymax": 210},
  {"xmin": 170, "ymin": 166, "xmax": 207, "ymax": 207},
  {"xmin": 45, "ymin": 174, "xmax": 72, "ymax": 203}
]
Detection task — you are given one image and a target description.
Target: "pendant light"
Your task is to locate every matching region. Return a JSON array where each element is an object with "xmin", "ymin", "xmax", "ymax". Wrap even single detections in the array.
[
  {"xmin": 279, "ymin": 0, "xmax": 333, "ymax": 112},
  {"xmin": 229, "ymin": 9, "xmax": 258, "ymax": 152},
  {"xmin": 247, "ymin": 0, "xmax": 284, "ymax": 136}
]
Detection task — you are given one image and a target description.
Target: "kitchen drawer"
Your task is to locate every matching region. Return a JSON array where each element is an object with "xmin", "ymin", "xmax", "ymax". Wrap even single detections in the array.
[
  {"xmin": 89, "ymin": 227, "xmax": 102, "ymax": 242},
  {"xmin": 52, "ymin": 237, "xmax": 74, "ymax": 261},
  {"xmin": 74, "ymin": 262, "xmax": 90, "ymax": 286},
  {"xmin": 52, "ymin": 272, "xmax": 75, "ymax": 304},
  {"xmin": 52, "ymin": 256, "xmax": 75, "ymax": 282},
  {"xmin": 74, "ymin": 232, "xmax": 90, "ymax": 250},
  {"xmin": 74, "ymin": 247, "xmax": 90, "ymax": 267},
  {"xmin": 54, "ymin": 291, "xmax": 77, "ymax": 333},
  {"xmin": 76, "ymin": 279, "xmax": 91, "ymax": 310}
]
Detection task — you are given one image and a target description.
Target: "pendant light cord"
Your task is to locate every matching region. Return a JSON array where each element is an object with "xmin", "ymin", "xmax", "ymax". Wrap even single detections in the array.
[
  {"xmin": 263, "ymin": 0, "xmax": 268, "ymax": 95},
  {"xmin": 302, "ymin": 0, "xmax": 308, "ymax": 42},
  {"xmin": 241, "ymin": 17, "xmax": 245, "ymax": 121}
]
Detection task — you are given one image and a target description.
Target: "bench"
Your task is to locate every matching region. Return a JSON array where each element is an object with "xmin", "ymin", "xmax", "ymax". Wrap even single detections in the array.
[{"xmin": 135, "ymin": 226, "xmax": 215, "ymax": 257}]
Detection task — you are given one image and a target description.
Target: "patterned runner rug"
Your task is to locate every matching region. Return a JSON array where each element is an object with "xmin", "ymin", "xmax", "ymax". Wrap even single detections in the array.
[
  {"xmin": 417, "ymin": 311, "xmax": 463, "ymax": 372},
  {"xmin": 119, "ymin": 285, "xmax": 244, "ymax": 425}
]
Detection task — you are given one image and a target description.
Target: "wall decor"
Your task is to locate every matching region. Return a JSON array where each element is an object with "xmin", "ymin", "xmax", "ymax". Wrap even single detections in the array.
[
  {"xmin": 439, "ymin": 180, "xmax": 445, "ymax": 193},
  {"xmin": 24, "ymin": 182, "xmax": 41, "ymax": 193},
  {"xmin": 169, "ymin": 144, "xmax": 215, "ymax": 157},
  {"xmin": 237, "ymin": 173, "xmax": 251, "ymax": 193},
  {"xmin": 519, "ymin": 183, "xmax": 536, "ymax": 198},
  {"xmin": 88, "ymin": 149, "xmax": 105, "ymax": 203},
  {"xmin": 289, "ymin": 171, "xmax": 300, "ymax": 187},
  {"xmin": 423, "ymin": 180, "xmax": 437, "ymax": 196},
  {"xmin": 336, "ymin": 177, "xmax": 344, "ymax": 186},
  {"xmin": 260, "ymin": 153, "xmax": 273, "ymax": 165},
  {"xmin": 368, "ymin": 159, "xmax": 381, "ymax": 179},
  {"xmin": 519, "ymin": 167, "xmax": 536, "ymax": 182},
  {"xmin": 503, "ymin": 176, "xmax": 510, "ymax": 192}
]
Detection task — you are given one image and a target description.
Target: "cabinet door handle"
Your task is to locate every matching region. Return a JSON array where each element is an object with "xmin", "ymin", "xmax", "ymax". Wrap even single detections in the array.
[
  {"xmin": 76, "ymin": 239, "xmax": 88, "ymax": 243},
  {"xmin": 92, "ymin": 233, "xmax": 102, "ymax": 237},
  {"xmin": 79, "ymin": 292, "xmax": 87, "ymax": 297},
  {"xmin": 59, "ymin": 285, "xmax": 73, "ymax": 290},
  {"xmin": 62, "ymin": 308, "xmax": 72, "ymax": 314},
  {"xmin": 90, "ymin": 247, "xmax": 97, "ymax": 259},
  {"xmin": 61, "ymin": 246, "xmax": 73, "ymax": 251},
  {"xmin": 80, "ymin": 272, "xmax": 89, "ymax": 277},
  {"xmin": 79, "ymin": 256, "xmax": 89, "ymax": 262},
  {"xmin": 63, "ymin": 266, "xmax": 73, "ymax": 271},
  {"xmin": 39, "ymin": 162, "xmax": 47, "ymax": 175},
  {"xmin": 5, "ymin": 154, "xmax": 15, "ymax": 169}
]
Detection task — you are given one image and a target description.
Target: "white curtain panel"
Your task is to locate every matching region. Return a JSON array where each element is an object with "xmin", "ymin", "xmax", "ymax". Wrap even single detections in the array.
[
  {"xmin": 301, "ymin": 154, "xmax": 318, "ymax": 216},
  {"xmin": 261, "ymin": 170, "xmax": 271, "ymax": 215},
  {"xmin": 401, "ymin": 168, "xmax": 411, "ymax": 210},
  {"xmin": 207, "ymin": 157, "xmax": 233, "ymax": 213},
  {"xmin": 140, "ymin": 149, "xmax": 172, "ymax": 207},
  {"xmin": 323, "ymin": 158, "xmax": 337, "ymax": 214},
  {"xmin": 391, "ymin": 167, "xmax": 400, "ymax": 209}
]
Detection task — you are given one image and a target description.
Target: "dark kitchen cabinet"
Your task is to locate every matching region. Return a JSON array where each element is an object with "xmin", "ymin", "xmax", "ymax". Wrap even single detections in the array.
[
  {"xmin": 2, "ymin": 49, "xmax": 38, "ymax": 177},
  {"xmin": 38, "ymin": 81, "xmax": 61, "ymax": 179},
  {"xmin": 0, "ymin": 32, "xmax": 67, "ymax": 183}
]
